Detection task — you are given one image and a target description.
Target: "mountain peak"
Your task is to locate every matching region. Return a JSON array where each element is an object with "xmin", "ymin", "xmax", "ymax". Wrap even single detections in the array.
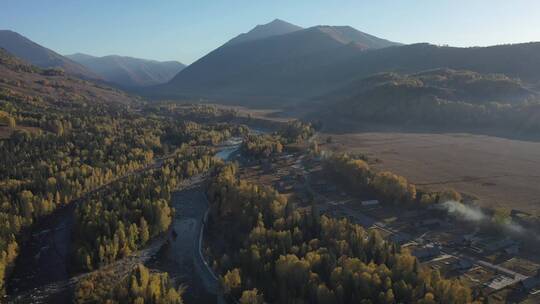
[
  {"xmin": 309, "ymin": 25, "xmax": 402, "ymax": 49},
  {"xmin": 226, "ymin": 19, "xmax": 303, "ymax": 46},
  {"xmin": 268, "ymin": 18, "xmax": 293, "ymax": 25}
]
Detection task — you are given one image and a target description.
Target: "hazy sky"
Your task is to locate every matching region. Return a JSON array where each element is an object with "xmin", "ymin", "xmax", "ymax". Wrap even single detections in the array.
[{"xmin": 1, "ymin": 0, "xmax": 539, "ymax": 64}]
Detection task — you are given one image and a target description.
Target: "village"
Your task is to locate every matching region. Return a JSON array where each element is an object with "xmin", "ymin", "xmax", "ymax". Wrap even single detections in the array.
[{"xmin": 235, "ymin": 149, "xmax": 540, "ymax": 304}]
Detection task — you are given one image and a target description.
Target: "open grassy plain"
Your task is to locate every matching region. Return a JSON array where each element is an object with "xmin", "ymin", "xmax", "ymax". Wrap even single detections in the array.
[{"xmin": 321, "ymin": 131, "xmax": 540, "ymax": 214}]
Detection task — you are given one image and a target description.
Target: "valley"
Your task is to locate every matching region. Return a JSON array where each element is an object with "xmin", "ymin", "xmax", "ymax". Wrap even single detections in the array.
[{"xmin": 2, "ymin": 5, "xmax": 540, "ymax": 304}]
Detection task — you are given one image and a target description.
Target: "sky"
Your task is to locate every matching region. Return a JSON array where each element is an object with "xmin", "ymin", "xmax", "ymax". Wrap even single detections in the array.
[{"xmin": 1, "ymin": 0, "xmax": 540, "ymax": 64}]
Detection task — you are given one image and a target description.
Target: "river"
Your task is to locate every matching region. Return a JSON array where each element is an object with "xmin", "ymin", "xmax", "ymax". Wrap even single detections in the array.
[
  {"xmin": 149, "ymin": 138, "xmax": 242, "ymax": 303},
  {"xmin": 214, "ymin": 136, "xmax": 243, "ymax": 161},
  {"xmin": 7, "ymin": 205, "xmax": 75, "ymax": 304},
  {"xmin": 6, "ymin": 133, "xmax": 247, "ymax": 304}
]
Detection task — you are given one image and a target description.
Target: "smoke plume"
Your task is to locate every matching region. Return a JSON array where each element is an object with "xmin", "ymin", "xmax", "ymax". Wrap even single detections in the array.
[
  {"xmin": 438, "ymin": 200, "xmax": 532, "ymax": 238},
  {"xmin": 440, "ymin": 200, "xmax": 486, "ymax": 221}
]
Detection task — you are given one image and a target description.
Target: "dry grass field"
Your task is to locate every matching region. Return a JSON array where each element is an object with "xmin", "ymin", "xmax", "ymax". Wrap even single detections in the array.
[{"xmin": 321, "ymin": 132, "xmax": 540, "ymax": 214}]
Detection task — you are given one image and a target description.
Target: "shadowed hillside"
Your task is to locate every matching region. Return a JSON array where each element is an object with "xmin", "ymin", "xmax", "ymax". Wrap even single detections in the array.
[
  {"xmin": 310, "ymin": 69, "xmax": 540, "ymax": 135},
  {"xmin": 226, "ymin": 18, "xmax": 303, "ymax": 45},
  {"xmin": 67, "ymin": 53, "xmax": 185, "ymax": 88},
  {"xmin": 149, "ymin": 20, "xmax": 401, "ymax": 105},
  {"xmin": 147, "ymin": 20, "xmax": 540, "ymax": 108},
  {"xmin": 0, "ymin": 30, "xmax": 99, "ymax": 80},
  {"xmin": 320, "ymin": 69, "xmax": 535, "ymax": 105}
]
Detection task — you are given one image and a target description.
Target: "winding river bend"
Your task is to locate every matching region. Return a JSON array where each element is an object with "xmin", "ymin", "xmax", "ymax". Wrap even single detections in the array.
[
  {"xmin": 6, "ymin": 137, "xmax": 244, "ymax": 304},
  {"xmin": 151, "ymin": 138, "xmax": 242, "ymax": 303}
]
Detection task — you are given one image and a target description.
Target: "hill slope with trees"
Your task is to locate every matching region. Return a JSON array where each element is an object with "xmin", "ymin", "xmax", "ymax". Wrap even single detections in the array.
[
  {"xmin": 0, "ymin": 48, "xmax": 136, "ymax": 107},
  {"xmin": 310, "ymin": 69, "xmax": 540, "ymax": 135},
  {"xmin": 0, "ymin": 48, "xmax": 245, "ymax": 301}
]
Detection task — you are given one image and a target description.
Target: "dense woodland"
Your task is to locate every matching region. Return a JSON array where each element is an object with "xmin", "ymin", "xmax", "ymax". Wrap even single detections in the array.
[
  {"xmin": 0, "ymin": 51, "xmax": 246, "ymax": 297},
  {"xmin": 320, "ymin": 69, "xmax": 540, "ymax": 134},
  {"xmin": 0, "ymin": 101, "xmax": 157, "ymax": 294},
  {"xmin": 278, "ymin": 120, "xmax": 315, "ymax": 144},
  {"xmin": 0, "ymin": 93, "xmax": 238, "ymax": 294},
  {"xmin": 145, "ymin": 103, "xmax": 239, "ymax": 124},
  {"xmin": 2, "ymin": 36, "xmax": 536, "ymax": 303},
  {"xmin": 241, "ymin": 134, "xmax": 284, "ymax": 159},
  {"xmin": 205, "ymin": 163, "xmax": 475, "ymax": 303},
  {"xmin": 74, "ymin": 263, "xmax": 184, "ymax": 304},
  {"xmin": 241, "ymin": 121, "xmax": 313, "ymax": 159},
  {"xmin": 72, "ymin": 146, "xmax": 220, "ymax": 271}
]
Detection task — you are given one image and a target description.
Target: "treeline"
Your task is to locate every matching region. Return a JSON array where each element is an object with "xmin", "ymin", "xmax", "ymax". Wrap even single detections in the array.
[
  {"xmin": 0, "ymin": 83, "xmax": 242, "ymax": 294},
  {"xmin": 322, "ymin": 154, "xmax": 462, "ymax": 208},
  {"xmin": 0, "ymin": 103, "xmax": 159, "ymax": 294},
  {"xmin": 241, "ymin": 120, "xmax": 313, "ymax": 159},
  {"xmin": 241, "ymin": 134, "xmax": 283, "ymax": 159},
  {"xmin": 145, "ymin": 103, "xmax": 238, "ymax": 124},
  {"xmin": 72, "ymin": 147, "xmax": 219, "ymax": 271},
  {"xmin": 205, "ymin": 163, "xmax": 475, "ymax": 303},
  {"xmin": 163, "ymin": 120, "xmax": 248, "ymax": 147},
  {"xmin": 323, "ymin": 154, "xmax": 417, "ymax": 205},
  {"xmin": 74, "ymin": 263, "xmax": 183, "ymax": 304},
  {"xmin": 328, "ymin": 70, "xmax": 540, "ymax": 134},
  {"xmin": 278, "ymin": 120, "xmax": 315, "ymax": 144}
]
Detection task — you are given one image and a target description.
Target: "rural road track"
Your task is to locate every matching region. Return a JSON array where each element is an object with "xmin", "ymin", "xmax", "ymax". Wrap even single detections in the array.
[
  {"xmin": 6, "ymin": 233, "xmax": 167, "ymax": 304},
  {"xmin": 6, "ymin": 154, "xmax": 181, "ymax": 303},
  {"xmin": 301, "ymin": 157, "xmax": 530, "ymax": 292},
  {"xmin": 7, "ymin": 137, "xmax": 244, "ymax": 303}
]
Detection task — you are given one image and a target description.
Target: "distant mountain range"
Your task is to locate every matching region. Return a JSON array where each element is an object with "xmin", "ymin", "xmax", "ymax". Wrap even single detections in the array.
[
  {"xmin": 155, "ymin": 19, "xmax": 402, "ymax": 105},
  {"xmin": 0, "ymin": 29, "xmax": 184, "ymax": 88},
  {"xmin": 66, "ymin": 53, "xmax": 185, "ymax": 88},
  {"xmin": 3, "ymin": 20, "xmax": 540, "ymax": 113},
  {"xmin": 0, "ymin": 47, "xmax": 136, "ymax": 105},
  {"xmin": 0, "ymin": 30, "xmax": 100, "ymax": 80},
  {"xmin": 147, "ymin": 19, "xmax": 540, "ymax": 108}
]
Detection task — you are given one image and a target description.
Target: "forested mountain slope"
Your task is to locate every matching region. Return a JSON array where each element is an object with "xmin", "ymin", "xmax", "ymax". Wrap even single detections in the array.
[
  {"xmin": 0, "ymin": 48, "xmax": 135, "ymax": 107},
  {"xmin": 309, "ymin": 69, "xmax": 540, "ymax": 134},
  {"xmin": 0, "ymin": 47, "xmax": 246, "ymax": 302}
]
